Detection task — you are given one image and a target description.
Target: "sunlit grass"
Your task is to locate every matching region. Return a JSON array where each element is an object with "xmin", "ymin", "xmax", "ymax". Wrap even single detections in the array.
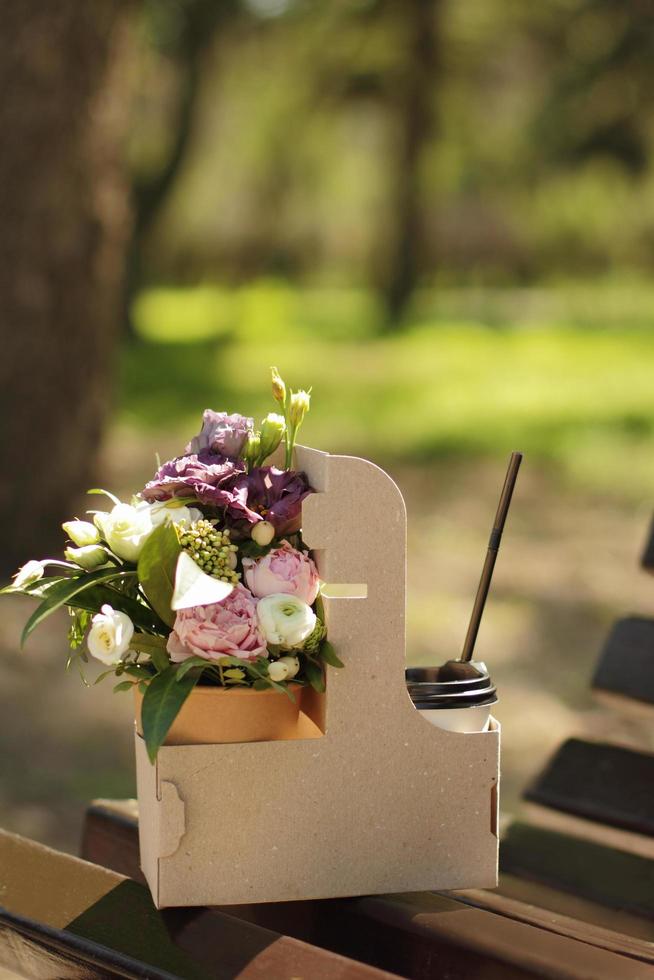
[{"xmin": 121, "ymin": 280, "xmax": 654, "ymax": 500}]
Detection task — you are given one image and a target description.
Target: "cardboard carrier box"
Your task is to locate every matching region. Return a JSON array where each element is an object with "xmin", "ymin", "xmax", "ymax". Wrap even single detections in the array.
[{"xmin": 135, "ymin": 446, "xmax": 500, "ymax": 908}]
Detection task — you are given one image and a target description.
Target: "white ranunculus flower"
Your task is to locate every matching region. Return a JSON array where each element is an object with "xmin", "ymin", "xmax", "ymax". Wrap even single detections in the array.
[
  {"xmin": 146, "ymin": 499, "xmax": 203, "ymax": 529},
  {"xmin": 95, "ymin": 502, "xmax": 154, "ymax": 562},
  {"xmin": 11, "ymin": 560, "xmax": 44, "ymax": 590},
  {"xmin": 256, "ymin": 594, "xmax": 316, "ymax": 650},
  {"xmin": 62, "ymin": 520, "xmax": 100, "ymax": 548},
  {"xmin": 64, "ymin": 545, "xmax": 107, "ymax": 570},
  {"xmin": 87, "ymin": 604, "xmax": 134, "ymax": 665}
]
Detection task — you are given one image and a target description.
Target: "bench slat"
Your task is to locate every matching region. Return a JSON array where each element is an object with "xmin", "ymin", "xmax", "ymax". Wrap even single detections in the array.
[
  {"xmin": 524, "ymin": 738, "xmax": 654, "ymax": 841},
  {"xmin": 0, "ymin": 828, "xmax": 396, "ymax": 980},
  {"xmin": 592, "ymin": 617, "xmax": 654, "ymax": 713},
  {"xmin": 500, "ymin": 822, "xmax": 654, "ymax": 920}
]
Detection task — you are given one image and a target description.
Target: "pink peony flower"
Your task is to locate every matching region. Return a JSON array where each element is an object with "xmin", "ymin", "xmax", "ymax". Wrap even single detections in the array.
[
  {"xmin": 167, "ymin": 584, "xmax": 267, "ymax": 663},
  {"xmin": 242, "ymin": 540, "xmax": 320, "ymax": 605}
]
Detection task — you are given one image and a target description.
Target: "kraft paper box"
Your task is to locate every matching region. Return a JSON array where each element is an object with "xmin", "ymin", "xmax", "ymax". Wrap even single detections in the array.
[{"xmin": 135, "ymin": 445, "xmax": 500, "ymax": 909}]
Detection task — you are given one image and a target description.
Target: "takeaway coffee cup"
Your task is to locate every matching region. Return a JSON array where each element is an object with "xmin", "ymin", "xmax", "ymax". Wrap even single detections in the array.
[{"xmin": 405, "ymin": 662, "xmax": 497, "ymax": 733}]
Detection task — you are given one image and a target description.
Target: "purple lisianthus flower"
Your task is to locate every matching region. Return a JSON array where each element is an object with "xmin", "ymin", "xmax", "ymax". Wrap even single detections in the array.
[
  {"xmin": 226, "ymin": 466, "xmax": 313, "ymax": 537},
  {"xmin": 186, "ymin": 410, "xmax": 254, "ymax": 459},
  {"xmin": 141, "ymin": 452, "xmax": 245, "ymax": 508}
]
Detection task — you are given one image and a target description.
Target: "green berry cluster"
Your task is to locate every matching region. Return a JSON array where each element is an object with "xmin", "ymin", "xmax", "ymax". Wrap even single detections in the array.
[
  {"xmin": 178, "ymin": 520, "xmax": 240, "ymax": 584},
  {"xmin": 302, "ymin": 617, "xmax": 327, "ymax": 654}
]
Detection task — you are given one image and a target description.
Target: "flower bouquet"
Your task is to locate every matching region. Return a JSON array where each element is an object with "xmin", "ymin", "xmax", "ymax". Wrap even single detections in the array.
[{"xmin": 4, "ymin": 369, "xmax": 341, "ymax": 761}]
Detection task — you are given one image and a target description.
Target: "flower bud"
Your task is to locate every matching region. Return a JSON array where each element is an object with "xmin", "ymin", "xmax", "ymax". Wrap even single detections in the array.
[
  {"xmin": 258, "ymin": 412, "xmax": 285, "ymax": 461},
  {"xmin": 271, "ymin": 366, "xmax": 286, "ymax": 405},
  {"xmin": 277, "ymin": 654, "xmax": 300, "ymax": 679},
  {"xmin": 65, "ymin": 545, "xmax": 107, "ymax": 570},
  {"xmin": 268, "ymin": 659, "xmax": 290, "ymax": 682},
  {"xmin": 11, "ymin": 560, "xmax": 44, "ymax": 591},
  {"xmin": 63, "ymin": 520, "xmax": 101, "ymax": 547},
  {"xmin": 289, "ymin": 389, "xmax": 311, "ymax": 427},
  {"xmin": 243, "ymin": 431, "xmax": 261, "ymax": 469},
  {"xmin": 251, "ymin": 520, "xmax": 275, "ymax": 546}
]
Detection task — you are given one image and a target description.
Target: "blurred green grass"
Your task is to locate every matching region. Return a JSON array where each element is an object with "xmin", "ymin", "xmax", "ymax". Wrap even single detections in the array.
[{"xmin": 122, "ymin": 280, "xmax": 654, "ymax": 500}]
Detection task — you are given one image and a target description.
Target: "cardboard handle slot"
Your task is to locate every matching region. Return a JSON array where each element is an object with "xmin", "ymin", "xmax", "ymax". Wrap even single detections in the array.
[
  {"xmin": 158, "ymin": 781, "xmax": 186, "ymax": 858},
  {"xmin": 321, "ymin": 583, "xmax": 368, "ymax": 599}
]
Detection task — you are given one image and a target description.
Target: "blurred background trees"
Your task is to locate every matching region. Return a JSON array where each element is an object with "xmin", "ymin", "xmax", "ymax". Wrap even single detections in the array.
[
  {"xmin": 128, "ymin": 0, "xmax": 654, "ymax": 294},
  {"xmin": 4, "ymin": 0, "xmax": 654, "ymax": 565}
]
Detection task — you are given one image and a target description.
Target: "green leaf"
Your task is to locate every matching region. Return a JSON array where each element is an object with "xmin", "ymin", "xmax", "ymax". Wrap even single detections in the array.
[
  {"xmin": 7, "ymin": 575, "xmax": 67, "ymax": 598},
  {"xmin": 20, "ymin": 569, "xmax": 137, "ymax": 648},
  {"xmin": 93, "ymin": 668, "xmax": 117, "ymax": 685},
  {"xmin": 218, "ymin": 654, "xmax": 258, "ymax": 670},
  {"xmin": 253, "ymin": 677, "xmax": 272, "ymax": 691},
  {"xmin": 130, "ymin": 632, "xmax": 170, "ymax": 672},
  {"xmin": 175, "ymin": 656, "xmax": 213, "ymax": 681},
  {"xmin": 113, "ymin": 680, "xmax": 134, "ymax": 693},
  {"xmin": 319, "ymin": 640, "xmax": 344, "ymax": 669},
  {"xmin": 314, "ymin": 591, "xmax": 325, "ymax": 623},
  {"xmin": 87, "ymin": 488, "xmax": 121, "ymax": 506},
  {"xmin": 171, "ymin": 552, "xmax": 233, "ymax": 611},
  {"xmin": 137, "ymin": 523, "xmax": 181, "ymax": 627},
  {"xmin": 141, "ymin": 667, "xmax": 199, "ymax": 763},
  {"xmin": 70, "ymin": 584, "xmax": 162, "ymax": 633},
  {"xmin": 304, "ymin": 658, "xmax": 326, "ymax": 693},
  {"xmin": 123, "ymin": 664, "xmax": 152, "ymax": 680}
]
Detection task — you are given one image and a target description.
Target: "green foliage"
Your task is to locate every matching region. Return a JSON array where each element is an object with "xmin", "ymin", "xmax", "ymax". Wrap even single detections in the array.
[
  {"xmin": 174, "ymin": 655, "xmax": 214, "ymax": 681},
  {"xmin": 130, "ymin": 632, "xmax": 170, "ymax": 673},
  {"xmin": 68, "ymin": 608, "xmax": 92, "ymax": 649},
  {"xmin": 303, "ymin": 658, "xmax": 325, "ymax": 694},
  {"xmin": 319, "ymin": 640, "xmax": 344, "ymax": 669},
  {"xmin": 21, "ymin": 569, "xmax": 138, "ymax": 648},
  {"xmin": 141, "ymin": 667, "xmax": 200, "ymax": 763},
  {"xmin": 113, "ymin": 680, "xmax": 135, "ymax": 693},
  {"xmin": 137, "ymin": 522, "xmax": 181, "ymax": 627},
  {"xmin": 72, "ymin": 584, "xmax": 164, "ymax": 633}
]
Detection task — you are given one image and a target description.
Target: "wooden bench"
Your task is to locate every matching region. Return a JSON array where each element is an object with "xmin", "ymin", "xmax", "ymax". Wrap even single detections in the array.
[{"xmin": 75, "ymin": 798, "xmax": 654, "ymax": 978}]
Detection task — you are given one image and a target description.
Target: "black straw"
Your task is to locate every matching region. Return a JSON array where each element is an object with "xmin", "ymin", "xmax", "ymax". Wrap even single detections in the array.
[{"xmin": 460, "ymin": 451, "xmax": 523, "ymax": 663}]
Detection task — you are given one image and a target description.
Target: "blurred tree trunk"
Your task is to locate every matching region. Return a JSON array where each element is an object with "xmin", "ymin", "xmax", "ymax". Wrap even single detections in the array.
[
  {"xmin": 0, "ymin": 2, "xmax": 131, "ymax": 573},
  {"xmin": 381, "ymin": 0, "xmax": 440, "ymax": 328},
  {"xmin": 124, "ymin": 0, "xmax": 237, "ymax": 337}
]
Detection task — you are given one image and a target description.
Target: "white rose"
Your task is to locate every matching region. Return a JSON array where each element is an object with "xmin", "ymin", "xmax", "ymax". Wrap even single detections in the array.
[
  {"xmin": 95, "ymin": 502, "xmax": 154, "ymax": 562},
  {"xmin": 62, "ymin": 520, "xmax": 100, "ymax": 547},
  {"xmin": 65, "ymin": 545, "xmax": 107, "ymax": 570},
  {"xmin": 256, "ymin": 594, "xmax": 316, "ymax": 650},
  {"xmin": 87, "ymin": 604, "xmax": 134, "ymax": 666},
  {"xmin": 146, "ymin": 499, "xmax": 203, "ymax": 529},
  {"xmin": 11, "ymin": 560, "xmax": 44, "ymax": 590}
]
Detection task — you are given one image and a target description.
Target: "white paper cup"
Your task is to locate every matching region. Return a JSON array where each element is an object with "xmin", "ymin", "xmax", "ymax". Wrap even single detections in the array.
[{"xmin": 417, "ymin": 698, "xmax": 497, "ymax": 733}]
